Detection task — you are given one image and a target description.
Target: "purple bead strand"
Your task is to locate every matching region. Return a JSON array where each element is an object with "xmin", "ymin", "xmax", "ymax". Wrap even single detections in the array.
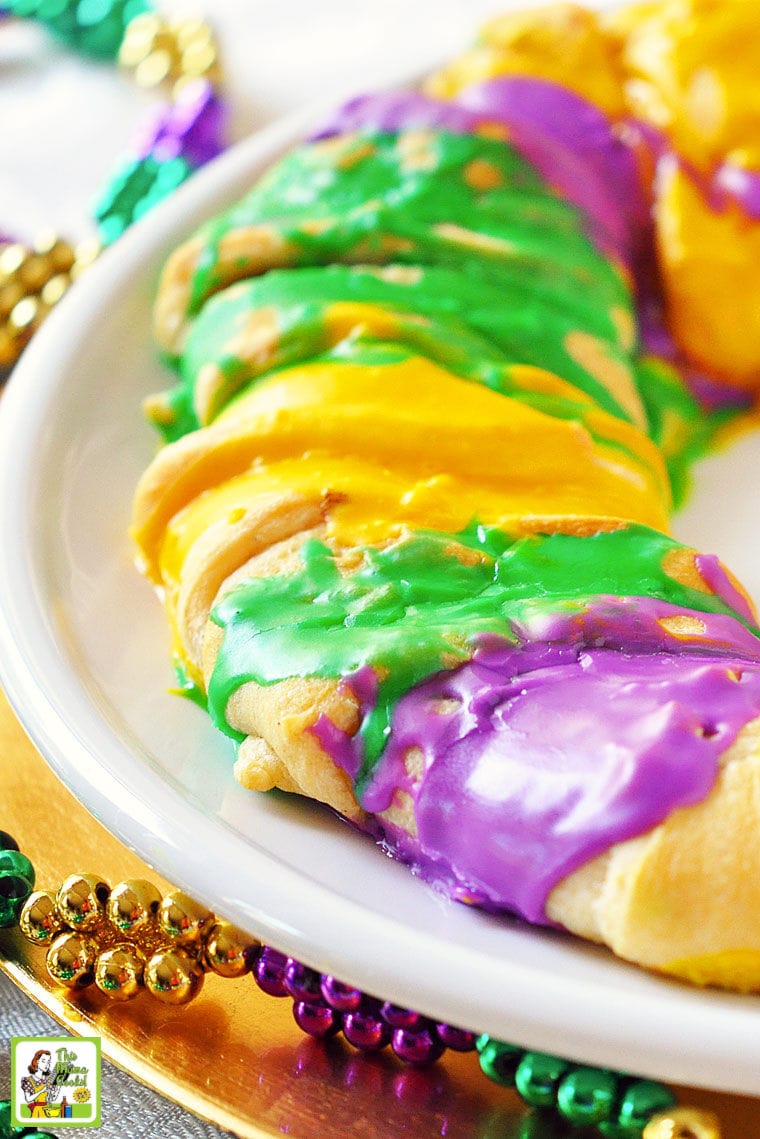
[{"xmin": 257, "ymin": 949, "xmax": 477, "ymax": 1067}]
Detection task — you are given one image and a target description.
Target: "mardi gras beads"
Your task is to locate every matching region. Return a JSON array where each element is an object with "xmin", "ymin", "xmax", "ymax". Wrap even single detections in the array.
[
  {"xmin": 1, "ymin": 829, "xmax": 724, "ymax": 1136},
  {"xmin": 0, "ymin": 1, "xmax": 227, "ymax": 371}
]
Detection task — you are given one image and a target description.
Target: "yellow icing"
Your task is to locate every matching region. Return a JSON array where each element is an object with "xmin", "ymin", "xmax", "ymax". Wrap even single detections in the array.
[
  {"xmin": 656, "ymin": 158, "xmax": 760, "ymax": 388},
  {"xmin": 424, "ymin": 2, "xmax": 625, "ymax": 117},
  {"xmin": 135, "ymin": 353, "xmax": 671, "ymax": 586},
  {"xmin": 663, "ymin": 949, "xmax": 760, "ymax": 993}
]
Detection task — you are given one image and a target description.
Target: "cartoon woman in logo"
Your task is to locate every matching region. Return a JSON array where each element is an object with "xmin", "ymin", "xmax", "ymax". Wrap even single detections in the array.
[{"xmin": 19, "ymin": 1050, "xmax": 70, "ymax": 1119}]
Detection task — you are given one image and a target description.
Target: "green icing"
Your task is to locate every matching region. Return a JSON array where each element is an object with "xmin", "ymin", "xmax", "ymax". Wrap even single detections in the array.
[
  {"xmin": 634, "ymin": 354, "xmax": 740, "ymax": 509},
  {"xmin": 207, "ymin": 524, "xmax": 758, "ymax": 788},
  {"xmin": 169, "ymin": 260, "xmax": 633, "ymax": 430},
  {"xmin": 157, "ymin": 130, "xmax": 636, "ymax": 423},
  {"xmin": 170, "ymin": 659, "xmax": 208, "ymax": 710},
  {"xmin": 150, "ymin": 127, "xmax": 732, "ymax": 505}
]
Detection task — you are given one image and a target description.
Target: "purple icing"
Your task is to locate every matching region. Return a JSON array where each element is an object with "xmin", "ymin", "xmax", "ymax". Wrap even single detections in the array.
[
  {"xmin": 455, "ymin": 77, "xmax": 649, "ymax": 258},
  {"xmin": 638, "ymin": 290, "xmax": 753, "ymax": 412},
  {"xmin": 312, "ymin": 665, "xmax": 378, "ymax": 780},
  {"xmin": 309, "ymin": 89, "xmax": 483, "ymax": 142},
  {"xmin": 695, "ymin": 555, "xmax": 757, "ymax": 625},
  {"xmin": 362, "ymin": 638, "xmax": 760, "ymax": 924},
  {"xmin": 312, "ymin": 595, "xmax": 760, "ymax": 925},
  {"xmin": 132, "ymin": 79, "xmax": 227, "ymax": 168},
  {"xmin": 309, "ymin": 82, "xmax": 637, "ymax": 264}
]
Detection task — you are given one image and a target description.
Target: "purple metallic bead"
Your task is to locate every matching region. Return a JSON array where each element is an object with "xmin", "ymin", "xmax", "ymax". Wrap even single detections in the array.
[
  {"xmin": 342, "ymin": 1010, "xmax": 391, "ymax": 1052},
  {"xmin": 284, "ymin": 958, "xmax": 322, "ymax": 1003},
  {"xmin": 391, "ymin": 1025, "xmax": 445, "ymax": 1066},
  {"xmin": 253, "ymin": 947, "xmax": 289, "ymax": 997},
  {"xmin": 132, "ymin": 79, "xmax": 227, "ymax": 169},
  {"xmin": 320, "ymin": 974, "xmax": 363, "ymax": 1012},
  {"xmin": 380, "ymin": 1001, "xmax": 421, "ymax": 1030},
  {"xmin": 292, "ymin": 998, "xmax": 341, "ymax": 1039},
  {"xmin": 434, "ymin": 1024, "xmax": 478, "ymax": 1052}
]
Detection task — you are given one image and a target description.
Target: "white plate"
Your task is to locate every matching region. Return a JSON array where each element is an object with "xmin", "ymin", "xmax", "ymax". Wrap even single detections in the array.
[{"xmin": 2, "ymin": 104, "xmax": 760, "ymax": 1099}]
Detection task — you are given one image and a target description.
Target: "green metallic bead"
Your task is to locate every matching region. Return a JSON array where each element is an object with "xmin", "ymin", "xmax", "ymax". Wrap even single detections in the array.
[
  {"xmin": 0, "ymin": 831, "xmax": 20, "ymax": 852},
  {"xmin": 0, "ymin": 850, "xmax": 35, "ymax": 928},
  {"xmin": 514, "ymin": 1051, "xmax": 571, "ymax": 1108},
  {"xmin": 475, "ymin": 1035, "xmax": 524, "ymax": 1087},
  {"xmin": 0, "ymin": 1094, "xmax": 28, "ymax": 1134},
  {"xmin": 556, "ymin": 1066, "xmax": 619, "ymax": 1126},
  {"xmin": 8, "ymin": 0, "xmax": 43, "ymax": 17},
  {"xmin": 37, "ymin": 0, "xmax": 77, "ymax": 43},
  {"xmin": 615, "ymin": 1080, "xmax": 678, "ymax": 1134},
  {"xmin": 0, "ymin": 849, "xmax": 34, "ymax": 884},
  {"xmin": 0, "ymin": 1099, "xmax": 11, "ymax": 1134},
  {"xmin": 26, "ymin": 0, "xmax": 154, "ymax": 59},
  {"xmin": 93, "ymin": 153, "xmax": 192, "ymax": 245},
  {"xmin": 0, "ymin": 1098, "xmax": 27, "ymax": 1135}
]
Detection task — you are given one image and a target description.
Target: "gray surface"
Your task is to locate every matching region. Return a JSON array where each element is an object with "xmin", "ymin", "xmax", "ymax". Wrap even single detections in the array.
[{"xmin": 0, "ymin": 971, "xmax": 232, "ymax": 1137}]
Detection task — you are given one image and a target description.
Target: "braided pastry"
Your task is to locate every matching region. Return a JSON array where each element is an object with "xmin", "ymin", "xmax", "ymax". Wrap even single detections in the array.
[{"xmin": 132, "ymin": 1, "xmax": 760, "ymax": 992}]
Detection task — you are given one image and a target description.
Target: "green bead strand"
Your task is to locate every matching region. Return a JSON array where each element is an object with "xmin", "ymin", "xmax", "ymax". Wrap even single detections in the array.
[
  {"xmin": 556, "ymin": 1066, "xmax": 619, "ymax": 1127},
  {"xmin": 476, "ymin": 1035, "xmax": 524, "ymax": 1087},
  {"xmin": 6, "ymin": 0, "xmax": 153, "ymax": 59},
  {"xmin": 597, "ymin": 1079, "xmax": 678, "ymax": 1138},
  {"xmin": 0, "ymin": 1096, "xmax": 50, "ymax": 1137},
  {"xmin": 477, "ymin": 1035, "xmax": 682, "ymax": 1137},
  {"xmin": 514, "ymin": 1052, "xmax": 571, "ymax": 1109},
  {"xmin": 0, "ymin": 848, "xmax": 35, "ymax": 928},
  {"xmin": 92, "ymin": 153, "xmax": 193, "ymax": 245},
  {"xmin": 616, "ymin": 1080, "xmax": 678, "ymax": 1134}
]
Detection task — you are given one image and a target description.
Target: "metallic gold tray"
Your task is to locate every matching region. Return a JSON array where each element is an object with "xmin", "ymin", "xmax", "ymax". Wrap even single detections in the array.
[{"xmin": 1, "ymin": 687, "xmax": 758, "ymax": 1137}]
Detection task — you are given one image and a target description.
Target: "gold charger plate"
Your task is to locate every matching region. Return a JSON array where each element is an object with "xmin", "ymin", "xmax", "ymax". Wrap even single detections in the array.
[{"xmin": 1, "ymin": 685, "xmax": 759, "ymax": 1137}]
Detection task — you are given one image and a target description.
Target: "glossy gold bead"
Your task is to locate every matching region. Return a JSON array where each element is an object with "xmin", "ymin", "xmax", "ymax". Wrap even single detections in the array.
[
  {"xmin": 0, "ymin": 281, "xmax": 25, "ymax": 320},
  {"xmin": 202, "ymin": 920, "xmax": 260, "ymax": 977},
  {"xmin": 0, "ymin": 326, "xmax": 19, "ymax": 370},
  {"xmin": 8, "ymin": 296, "xmax": 39, "ymax": 334},
  {"xmin": 135, "ymin": 48, "xmax": 172, "ymax": 88},
  {"xmin": 40, "ymin": 274, "xmax": 71, "ymax": 308},
  {"xmin": 106, "ymin": 878, "xmax": 162, "ymax": 936},
  {"xmin": 56, "ymin": 874, "xmax": 110, "ymax": 930},
  {"xmin": 18, "ymin": 253, "xmax": 51, "ymax": 292},
  {"xmin": 46, "ymin": 932, "xmax": 98, "ymax": 988},
  {"xmin": 643, "ymin": 1107, "xmax": 723, "ymax": 1139},
  {"xmin": 118, "ymin": 12, "xmax": 161, "ymax": 64},
  {"xmin": 181, "ymin": 40, "xmax": 218, "ymax": 80},
  {"xmin": 19, "ymin": 890, "xmax": 63, "ymax": 946},
  {"xmin": 71, "ymin": 238, "xmax": 101, "ymax": 280},
  {"xmin": 33, "ymin": 232, "xmax": 76, "ymax": 273},
  {"xmin": 174, "ymin": 17, "xmax": 211, "ymax": 49},
  {"xmin": 144, "ymin": 948, "xmax": 204, "ymax": 1005},
  {"xmin": 94, "ymin": 943, "xmax": 145, "ymax": 1001},
  {"xmin": 0, "ymin": 244, "xmax": 26, "ymax": 282},
  {"xmin": 158, "ymin": 890, "xmax": 213, "ymax": 946}
]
